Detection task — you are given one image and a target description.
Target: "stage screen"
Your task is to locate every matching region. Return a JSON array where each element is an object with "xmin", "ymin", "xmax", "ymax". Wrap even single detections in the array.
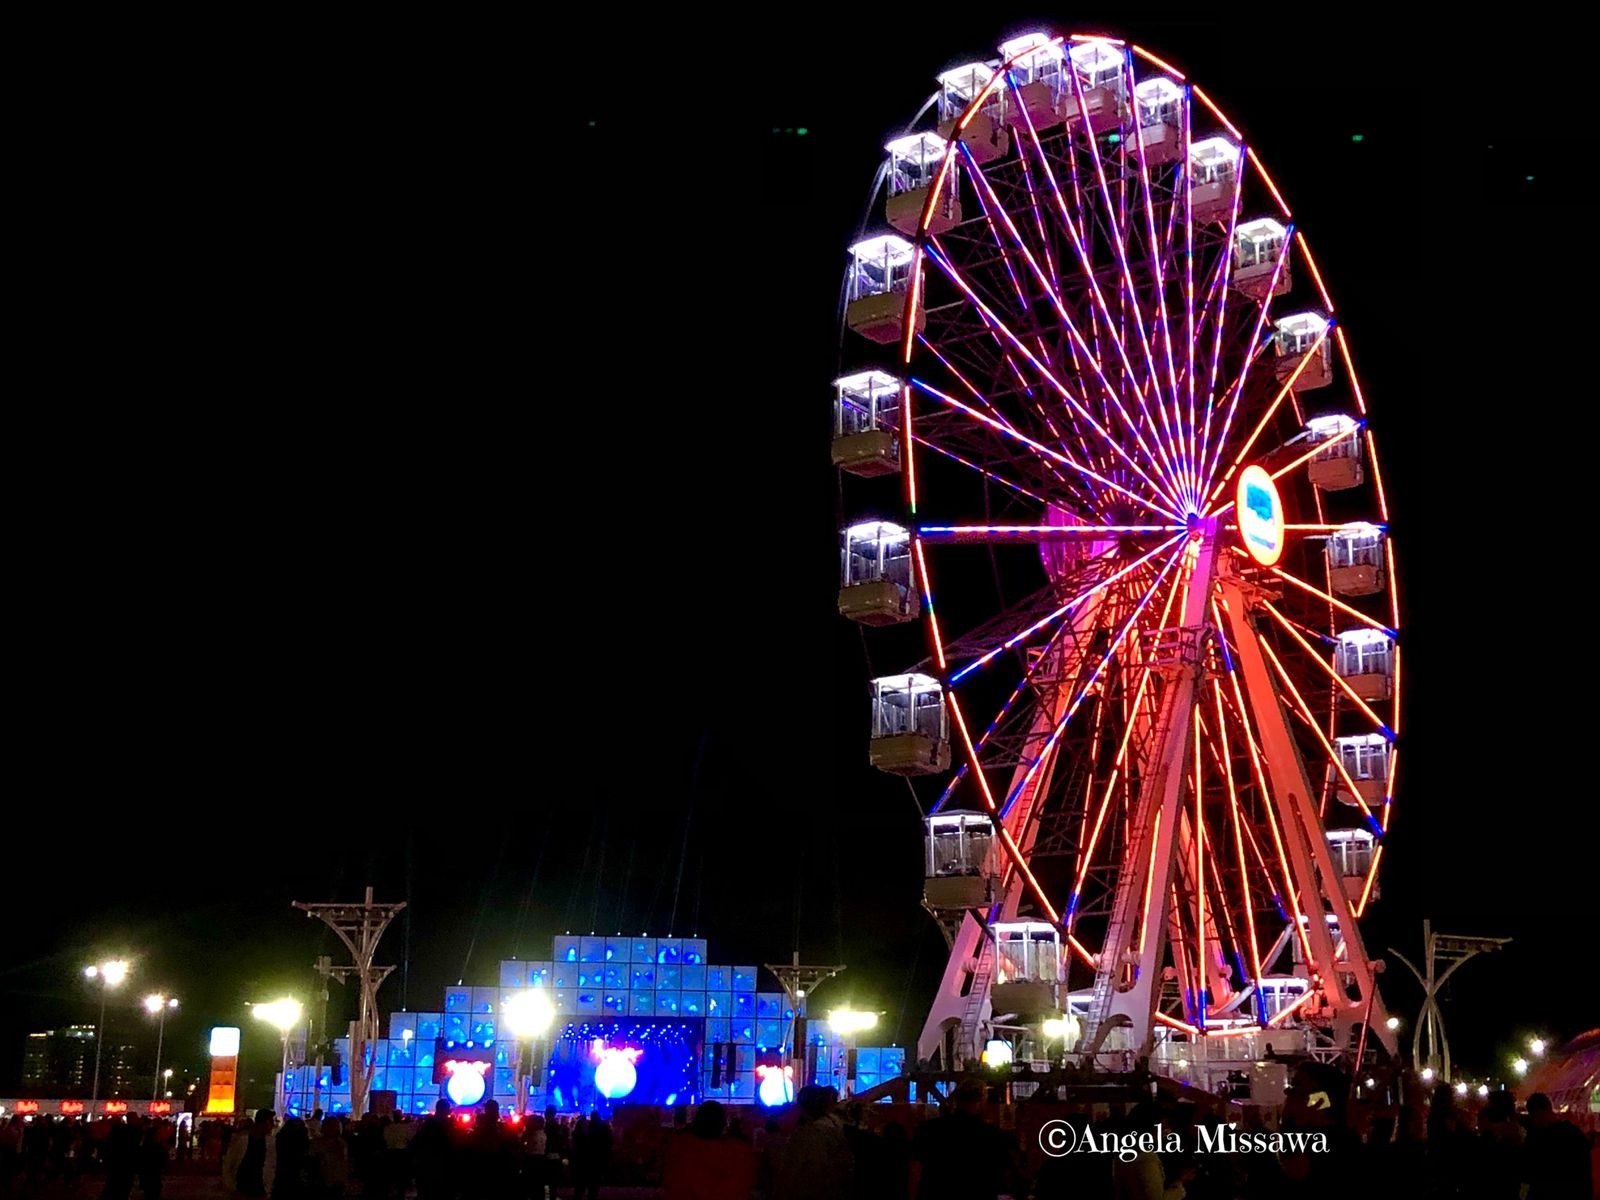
[{"xmin": 546, "ymin": 1018, "xmax": 703, "ymax": 1114}]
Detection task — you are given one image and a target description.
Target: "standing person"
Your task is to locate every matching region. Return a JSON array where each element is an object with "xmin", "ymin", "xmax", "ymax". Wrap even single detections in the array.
[
  {"xmin": 231, "ymin": 1111, "xmax": 277, "ymax": 1198},
  {"xmin": 909, "ymin": 1082, "xmax": 1009, "ymax": 1200},
  {"xmin": 273, "ymin": 1117, "xmax": 311, "ymax": 1199},
  {"xmin": 137, "ymin": 1119, "xmax": 171, "ymax": 1200},
  {"xmin": 99, "ymin": 1118, "xmax": 139, "ymax": 1200},
  {"xmin": 409, "ymin": 1100, "xmax": 456, "ymax": 1200},
  {"xmin": 1476, "ymin": 1089, "xmax": 1526, "ymax": 1200},
  {"xmin": 774, "ymin": 1086, "xmax": 854, "ymax": 1200},
  {"xmin": 462, "ymin": 1101, "xmax": 517, "ymax": 1200},
  {"xmin": 380, "ymin": 1114, "xmax": 411, "ymax": 1199},
  {"xmin": 571, "ymin": 1111, "xmax": 611, "ymax": 1200},
  {"xmin": 542, "ymin": 1109, "xmax": 568, "ymax": 1192},
  {"xmin": 662, "ymin": 1100, "xmax": 757, "ymax": 1200},
  {"xmin": 1521, "ymin": 1093, "xmax": 1591, "ymax": 1200},
  {"xmin": 309, "ymin": 1117, "xmax": 350, "ymax": 1198}
]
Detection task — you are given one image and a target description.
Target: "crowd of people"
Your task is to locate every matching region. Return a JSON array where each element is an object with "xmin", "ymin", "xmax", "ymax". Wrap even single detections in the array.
[{"xmin": 2, "ymin": 1074, "xmax": 1594, "ymax": 1198}]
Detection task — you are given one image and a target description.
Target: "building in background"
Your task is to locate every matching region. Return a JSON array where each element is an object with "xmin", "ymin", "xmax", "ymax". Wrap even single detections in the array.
[
  {"xmin": 19, "ymin": 1026, "xmax": 98, "ymax": 1094},
  {"xmin": 282, "ymin": 934, "xmax": 902, "ymax": 1117}
]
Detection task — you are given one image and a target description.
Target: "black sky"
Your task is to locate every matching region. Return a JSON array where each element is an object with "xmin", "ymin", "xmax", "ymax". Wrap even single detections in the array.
[{"xmin": 6, "ymin": 10, "xmax": 1591, "ymax": 1102}]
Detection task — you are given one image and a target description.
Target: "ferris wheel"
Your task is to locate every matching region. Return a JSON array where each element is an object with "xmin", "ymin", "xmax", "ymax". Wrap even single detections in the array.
[{"xmin": 831, "ymin": 31, "xmax": 1402, "ymax": 1081}]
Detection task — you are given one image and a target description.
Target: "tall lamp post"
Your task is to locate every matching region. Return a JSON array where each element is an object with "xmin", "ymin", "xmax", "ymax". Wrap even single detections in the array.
[
  {"xmin": 85, "ymin": 961, "xmax": 130, "ymax": 1118},
  {"xmin": 144, "ymin": 994, "xmax": 180, "ymax": 1100},
  {"xmin": 501, "ymin": 989, "xmax": 555, "ymax": 1116},
  {"xmin": 253, "ymin": 999, "xmax": 305, "ymax": 1113}
]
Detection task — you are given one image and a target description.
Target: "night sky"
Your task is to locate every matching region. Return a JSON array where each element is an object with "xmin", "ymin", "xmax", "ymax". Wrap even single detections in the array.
[{"xmin": 7, "ymin": 11, "xmax": 1589, "ymax": 1104}]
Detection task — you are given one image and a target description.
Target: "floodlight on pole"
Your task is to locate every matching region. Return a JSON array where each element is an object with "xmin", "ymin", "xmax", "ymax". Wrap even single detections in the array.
[
  {"xmin": 502, "ymin": 989, "xmax": 556, "ymax": 1115},
  {"xmin": 144, "ymin": 994, "xmax": 179, "ymax": 1100},
  {"xmin": 85, "ymin": 960, "xmax": 130, "ymax": 1117},
  {"xmin": 827, "ymin": 1009, "xmax": 878, "ymax": 1036},
  {"xmin": 253, "ymin": 999, "xmax": 304, "ymax": 1106}
]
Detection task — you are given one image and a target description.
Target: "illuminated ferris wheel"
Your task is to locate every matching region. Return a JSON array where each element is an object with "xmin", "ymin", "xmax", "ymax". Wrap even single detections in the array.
[{"xmin": 831, "ymin": 31, "xmax": 1402, "ymax": 1082}]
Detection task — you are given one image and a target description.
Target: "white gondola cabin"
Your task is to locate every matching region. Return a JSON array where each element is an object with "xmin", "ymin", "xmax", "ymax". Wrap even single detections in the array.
[
  {"xmin": 990, "ymin": 921, "xmax": 1061, "ymax": 1016},
  {"xmin": 1326, "ymin": 523, "xmax": 1385, "ymax": 596},
  {"xmin": 923, "ymin": 813, "xmax": 998, "ymax": 910},
  {"xmin": 1233, "ymin": 218, "xmax": 1291, "ymax": 300},
  {"xmin": 1329, "ymin": 733, "xmax": 1390, "ymax": 808},
  {"xmin": 1325, "ymin": 829, "xmax": 1378, "ymax": 903},
  {"xmin": 832, "ymin": 370, "xmax": 902, "ymax": 476},
  {"xmin": 845, "ymin": 234, "xmax": 924, "ymax": 345},
  {"xmin": 936, "ymin": 63, "xmax": 1009, "ymax": 164},
  {"xmin": 1188, "ymin": 136, "xmax": 1240, "ymax": 224},
  {"xmin": 1062, "ymin": 40, "xmax": 1125, "ymax": 133},
  {"xmin": 1133, "ymin": 76, "xmax": 1182, "ymax": 164},
  {"xmin": 1273, "ymin": 312, "xmax": 1333, "ymax": 391},
  {"xmin": 997, "ymin": 33, "xmax": 1065, "ymax": 132},
  {"xmin": 839, "ymin": 520, "xmax": 917, "ymax": 625},
  {"xmin": 1334, "ymin": 629, "xmax": 1394, "ymax": 701},
  {"xmin": 1256, "ymin": 976, "xmax": 1310, "ymax": 1022},
  {"xmin": 869, "ymin": 673, "xmax": 950, "ymax": 775},
  {"xmin": 1305, "ymin": 414, "xmax": 1364, "ymax": 491},
  {"xmin": 885, "ymin": 132, "xmax": 960, "ymax": 236}
]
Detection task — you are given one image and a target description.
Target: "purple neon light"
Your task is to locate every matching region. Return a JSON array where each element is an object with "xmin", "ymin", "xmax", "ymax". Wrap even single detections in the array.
[
  {"xmin": 999, "ymin": 541, "xmax": 1187, "ymax": 817},
  {"xmin": 920, "ymin": 245, "xmax": 1184, "ymax": 520},
  {"xmin": 909, "ymin": 372, "xmax": 1184, "ymax": 523},
  {"xmin": 954, "ymin": 142, "xmax": 1185, "ymax": 507},
  {"xmin": 948, "ymin": 534, "xmax": 1185, "ymax": 684},
  {"xmin": 1005, "ymin": 86, "xmax": 1185, "ymax": 499}
]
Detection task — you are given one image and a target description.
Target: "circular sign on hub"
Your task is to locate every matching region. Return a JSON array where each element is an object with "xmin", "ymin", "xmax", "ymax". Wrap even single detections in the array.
[{"xmin": 1236, "ymin": 465, "xmax": 1285, "ymax": 566}]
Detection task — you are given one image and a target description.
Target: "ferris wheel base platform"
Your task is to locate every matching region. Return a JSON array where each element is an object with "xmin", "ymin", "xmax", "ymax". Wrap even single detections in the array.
[{"xmin": 870, "ymin": 732, "xmax": 951, "ymax": 775}]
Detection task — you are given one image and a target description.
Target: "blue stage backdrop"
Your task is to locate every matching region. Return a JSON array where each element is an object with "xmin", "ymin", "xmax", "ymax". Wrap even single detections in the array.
[{"xmin": 546, "ymin": 1018, "xmax": 703, "ymax": 1114}]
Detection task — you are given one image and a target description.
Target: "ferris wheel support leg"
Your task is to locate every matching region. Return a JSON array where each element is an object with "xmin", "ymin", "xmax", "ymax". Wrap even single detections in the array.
[
  {"xmin": 1217, "ymin": 577, "xmax": 1398, "ymax": 1057},
  {"xmin": 916, "ymin": 911, "xmax": 988, "ymax": 1067}
]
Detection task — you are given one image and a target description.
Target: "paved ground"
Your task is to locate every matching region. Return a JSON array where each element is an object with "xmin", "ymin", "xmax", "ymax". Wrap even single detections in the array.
[{"xmin": 17, "ymin": 1181, "xmax": 668, "ymax": 1199}]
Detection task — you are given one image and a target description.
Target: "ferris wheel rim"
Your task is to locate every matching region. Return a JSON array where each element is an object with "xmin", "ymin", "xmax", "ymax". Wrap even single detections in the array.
[{"xmin": 834, "ymin": 28, "xmax": 1404, "ymax": 1057}]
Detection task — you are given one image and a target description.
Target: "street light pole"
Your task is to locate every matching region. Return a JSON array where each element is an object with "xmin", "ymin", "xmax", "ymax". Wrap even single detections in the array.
[
  {"xmin": 253, "ymin": 999, "xmax": 305, "ymax": 1113},
  {"xmin": 85, "ymin": 961, "xmax": 130, "ymax": 1119},
  {"xmin": 146, "ymin": 995, "xmax": 180, "ymax": 1101}
]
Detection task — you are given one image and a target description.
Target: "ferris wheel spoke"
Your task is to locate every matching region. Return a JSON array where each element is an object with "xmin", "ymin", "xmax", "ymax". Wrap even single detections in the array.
[
  {"xmin": 1202, "ymin": 320, "xmax": 1334, "ymax": 510},
  {"xmin": 923, "ymin": 245, "xmax": 1186, "ymax": 516},
  {"xmin": 1264, "ymin": 567, "xmax": 1396, "ymax": 638},
  {"xmin": 918, "ymin": 524, "xmax": 1184, "ymax": 542},
  {"xmin": 909, "ymin": 432, "xmax": 1050, "ymax": 507},
  {"xmin": 1194, "ymin": 329, "xmax": 1274, "ymax": 498},
  {"xmin": 946, "ymin": 534, "xmax": 1183, "ymax": 683},
  {"xmin": 954, "ymin": 157, "xmax": 1164, "ymax": 489},
  {"xmin": 916, "ymin": 334, "xmax": 1089, "ymax": 502},
  {"xmin": 944, "ymin": 692, "xmax": 1063, "ymax": 926},
  {"xmin": 1256, "ymin": 637, "xmax": 1384, "ymax": 837},
  {"xmin": 1192, "ymin": 152, "xmax": 1250, "ymax": 499},
  {"xmin": 1061, "ymin": 67, "xmax": 1167, "ymax": 416},
  {"xmin": 1000, "ymin": 541, "xmax": 1186, "ymax": 818},
  {"xmin": 1007, "ymin": 100, "xmax": 1179, "ymax": 475},
  {"xmin": 1257, "ymin": 600, "xmax": 1394, "ymax": 736},
  {"xmin": 928, "ymin": 173, "xmax": 1190, "ymax": 508},
  {"xmin": 912, "ymin": 367, "xmax": 1185, "ymax": 524}
]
